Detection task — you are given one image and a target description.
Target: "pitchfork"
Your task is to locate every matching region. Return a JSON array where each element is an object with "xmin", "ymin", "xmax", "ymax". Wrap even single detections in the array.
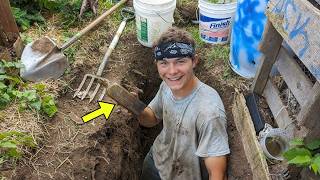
[{"xmin": 73, "ymin": 8, "xmax": 135, "ymax": 102}]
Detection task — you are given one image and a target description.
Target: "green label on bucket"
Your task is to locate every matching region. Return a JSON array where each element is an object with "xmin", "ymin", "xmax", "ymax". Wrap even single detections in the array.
[{"xmin": 140, "ymin": 18, "xmax": 148, "ymax": 42}]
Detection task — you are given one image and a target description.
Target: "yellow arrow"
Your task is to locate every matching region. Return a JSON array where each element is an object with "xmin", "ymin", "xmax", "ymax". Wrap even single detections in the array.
[{"xmin": 82, "ymin": 102, "xmax": 115, "ymax": 123}]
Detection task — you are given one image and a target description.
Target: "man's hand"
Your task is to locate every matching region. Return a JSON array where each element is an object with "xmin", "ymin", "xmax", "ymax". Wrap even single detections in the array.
[
  {"xmin": 204, "ymin": 156, "xmax": 227, "ymax": 180},
  {"xmin": 130, "ymin": 89, "xmax": 159, "ymax": 127},
  {"xmin": 138, "ymin": 107, "xmax": 160, "ymax": 127}
]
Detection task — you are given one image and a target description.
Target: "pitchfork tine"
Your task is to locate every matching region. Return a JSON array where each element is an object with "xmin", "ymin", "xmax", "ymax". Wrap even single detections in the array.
[
  {"xmin": 89, "ymin": 83, "xmax": 101, "ymax": 103},
  {"xmin": 99, "ymin": 88, "xmax": 107, "ymax": 101},
  {"xmin": 73, "ymin": 74, "xmax": 89, "ymax": 98},
  {"xmin": 81, "ymin": 77, "xmax": 95, "ymax": 100}
]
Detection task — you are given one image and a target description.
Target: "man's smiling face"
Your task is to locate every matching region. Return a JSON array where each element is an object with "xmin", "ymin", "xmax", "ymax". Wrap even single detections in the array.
[{"xmin": 156, "ymin": 56, "xmax": 197, "ymax": 94}]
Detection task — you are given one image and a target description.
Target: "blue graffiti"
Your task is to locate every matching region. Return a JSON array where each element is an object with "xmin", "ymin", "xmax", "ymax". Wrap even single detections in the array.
[
  {"xmin": 230, "ymin": 0, "xmax": 268, "ymax": 77},
  {"xmin": 272, "ymin": 0, "xmax": 310, "ymax": 58},
  {"xmin": 284, "ymin": 0, "xmax": 297, "ymax": 30},
  {"xmin": 289, "ymin": 15, "xmax": 310, "ymax": 57}
]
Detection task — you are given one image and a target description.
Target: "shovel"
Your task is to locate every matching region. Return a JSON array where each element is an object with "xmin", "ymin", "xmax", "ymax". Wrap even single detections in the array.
[{"xmin": 20, "ymin": 0, "xmax": 128, "ymax": 82}]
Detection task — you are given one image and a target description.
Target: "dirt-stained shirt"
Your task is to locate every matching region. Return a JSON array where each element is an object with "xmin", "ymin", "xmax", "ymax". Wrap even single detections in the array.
[{"xmin": 148, "ymin": 80, "xmax": 230, "ymax": 180}]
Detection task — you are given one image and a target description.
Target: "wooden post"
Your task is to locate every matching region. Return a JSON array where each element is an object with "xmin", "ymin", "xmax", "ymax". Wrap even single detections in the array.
[
  {"xmin": 251, "ymin": 20, "xmax": 283, "ymax": 95},
  {"xmin": 0, "ymin": 0, "xmax": 19, "ymax": 47}
]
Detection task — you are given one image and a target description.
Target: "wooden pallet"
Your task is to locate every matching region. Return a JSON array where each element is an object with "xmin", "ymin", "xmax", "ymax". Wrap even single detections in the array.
[
  {"xmin": 232, "ymin": 0, "xmax": 320, "ymax": 178},
  {"xmin": 252, "ymin": 0, "xmax": 320, "ymax": 140}
]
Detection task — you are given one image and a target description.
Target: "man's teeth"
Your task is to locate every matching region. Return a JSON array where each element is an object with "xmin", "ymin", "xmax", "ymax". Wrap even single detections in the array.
[{"xmin": 169, "ymin": 77, "xmax": 181, "ymax": 81}]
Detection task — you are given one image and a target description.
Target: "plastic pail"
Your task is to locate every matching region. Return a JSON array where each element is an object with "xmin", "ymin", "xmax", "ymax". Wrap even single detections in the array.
[
  {"xmin": 198, "ymin": 0, "xmax": 237, "ymax": 44},
  {"xmin": 133, "ymin": 0, "xmax": 176, "ymax": 47},
  {"xmin": 259, "ymin": 124, "xmax": 290, "ymax": 161},
  {"xmin": 229, "ymin": 0, "xmax": 268, "ymax": 78}
]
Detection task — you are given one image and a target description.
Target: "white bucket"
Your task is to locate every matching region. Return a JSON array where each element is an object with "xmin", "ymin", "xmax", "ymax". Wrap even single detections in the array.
[
  {"xmin": 198, "ymin": 0, "xmax": 237, "ymax": 44},
  {"xmin": 133, "ymin": 0, "xmax": 176, "ymax": 47}
]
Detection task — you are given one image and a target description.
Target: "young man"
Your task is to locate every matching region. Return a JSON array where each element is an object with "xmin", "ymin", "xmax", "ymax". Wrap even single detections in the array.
[{"xmin": 138, "ymin": 27, "xmax": 230, "ymax": 180}]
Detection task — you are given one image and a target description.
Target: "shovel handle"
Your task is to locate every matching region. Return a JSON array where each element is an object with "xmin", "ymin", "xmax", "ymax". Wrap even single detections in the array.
[{"xmin": 60, "ymin": 0, "xmax": 128, "ymax": 51}]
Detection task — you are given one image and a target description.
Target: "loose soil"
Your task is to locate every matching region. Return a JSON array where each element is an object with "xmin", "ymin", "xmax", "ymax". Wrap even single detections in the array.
[
  {"xmin": 31, "ymin": 37, "xmax": 55, "ymax": 53},
  {"xmin": 4, "ymin": 31, "xmax": 252, "ymax": 180}
]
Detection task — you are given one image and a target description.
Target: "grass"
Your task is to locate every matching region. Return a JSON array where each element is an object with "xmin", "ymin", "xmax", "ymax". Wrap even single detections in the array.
[
  {"xmin": 206, "ymin": 44, "xmax": 237, "ymax": 79},
  {"xmin": 205, "ymin": 44, "xmax": 230, "ymax": 67},
  {"xmin": 186, "ymin": 26, "xmax": 206, "ymax": 49}
]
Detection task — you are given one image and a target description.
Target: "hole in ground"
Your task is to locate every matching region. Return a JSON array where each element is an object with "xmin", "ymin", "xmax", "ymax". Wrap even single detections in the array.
[{"xmin": 88, "ymin": 43, "xmax": 253, "ymax": 179}]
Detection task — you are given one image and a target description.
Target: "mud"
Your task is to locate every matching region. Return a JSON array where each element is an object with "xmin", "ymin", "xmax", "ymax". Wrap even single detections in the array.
[{"xmin": 31, "ymin": 37, "xmax": 55, "ymax": 53}]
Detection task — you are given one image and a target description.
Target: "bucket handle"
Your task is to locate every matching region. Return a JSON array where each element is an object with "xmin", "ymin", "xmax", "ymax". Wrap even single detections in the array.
[{"xmin": 153, "ymin": 11, "xmax": 172, "ymax": 24}]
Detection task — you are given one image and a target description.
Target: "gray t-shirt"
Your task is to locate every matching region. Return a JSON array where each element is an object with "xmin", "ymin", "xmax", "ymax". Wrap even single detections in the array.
[{"xmin": 148, "ymin": 80, "xmax": 230, "ymax": 180}]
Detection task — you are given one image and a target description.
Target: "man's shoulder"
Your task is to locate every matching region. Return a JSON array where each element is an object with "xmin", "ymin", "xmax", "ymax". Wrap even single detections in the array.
[
  {"xmin": 194, "ymin": 82, "xmax": 225, "ymax": 115},
  {"xmin": 197, "ymin": 82, "xmax": 222, "ymax": 104},
  {"xmin": 198, "ymin": 82, "xmax": 219, "ymax": 96}
]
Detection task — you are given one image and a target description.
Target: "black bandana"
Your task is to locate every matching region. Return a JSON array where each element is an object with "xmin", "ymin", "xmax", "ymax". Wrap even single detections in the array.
[{"xmin": 154, "ymin": 42, "xmax": 195, "ymax": 60}]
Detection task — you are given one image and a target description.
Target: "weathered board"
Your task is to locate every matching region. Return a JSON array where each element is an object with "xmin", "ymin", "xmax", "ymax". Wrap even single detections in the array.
[
  {"xmin": 267, "ymin": 0, "xmax": 320, "ymax": 82},
  {"xmin": 232, "ymin": 92, "xmax": 271, "ymax": 180},
  {"xmin": 275, "ymin": 47, "xmax": 313, "ymax": 106},
  {"xmin": 252, "ymin": 21, "xmax": 283, "ymax": 95},
  {"xmin": 263, "ymin": 80, "xmax": 295, "ymax": 137}
]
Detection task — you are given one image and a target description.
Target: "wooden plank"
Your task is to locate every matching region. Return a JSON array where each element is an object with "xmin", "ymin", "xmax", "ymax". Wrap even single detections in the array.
[
  {"xmin": 275, "ymin": 47, "xmax": 313, "ymax": 106},
  {"xmin": 232, "ymin": 92, "xmax": 271, "ymax": 180},
  {"xmin": 107, "ymin": 83, "xmax": 146, "ymax": 116},
  {"xmin": 267, "ymin": 0, "xmax": 320, "ymax": 82},
  {"xmin": 263, "ymin": 80, "xmax": 295, "ymax": 137},
  {"xmin": 297, "ymin": 82, "xmax": 320, "ymax": 139},
  {"xmin": 252, "ymin": 20, "xmax": 283, "ymax": 95},
  {"xmin": 0, "ymin": 0, "xmax": 19, "ymax": 46}
]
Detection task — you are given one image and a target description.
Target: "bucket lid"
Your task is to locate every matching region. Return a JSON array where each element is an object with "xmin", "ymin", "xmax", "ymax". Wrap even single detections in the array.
[
  {"xmin": 134, "ymin": 0, "xmax": 176, "ymax": 6},
  {"xmin": 135, "ymin": 0, "xmax": 174, "ymax": 6},
  {"xmin": 134, "ymin": 0, "xmax": 176, "ymax": 12}
]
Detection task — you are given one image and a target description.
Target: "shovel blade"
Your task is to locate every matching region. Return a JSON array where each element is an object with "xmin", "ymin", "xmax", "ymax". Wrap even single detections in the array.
[{"xmin": 20, "ymin": 37, "xmax": 68, "ymax": 82}]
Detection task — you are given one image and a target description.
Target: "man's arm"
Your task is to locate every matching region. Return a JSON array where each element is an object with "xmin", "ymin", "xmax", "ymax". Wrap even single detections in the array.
[
  {"xmin": 204, "ymin": 156, "xmax": 227, "ymax": 180},
  {"xmin": 138, "ymin": 107, "xmax": 160, "ymax": 127}
]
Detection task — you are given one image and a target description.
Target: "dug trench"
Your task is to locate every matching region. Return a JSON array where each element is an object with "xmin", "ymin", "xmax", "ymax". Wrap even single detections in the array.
[{"xmin": 13, "ymin": 32, "xmax": 252, "ymax": 179}]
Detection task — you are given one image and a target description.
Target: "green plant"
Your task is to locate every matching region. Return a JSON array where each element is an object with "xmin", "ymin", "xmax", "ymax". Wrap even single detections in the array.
[
  {"xmin": 11, "ymin": 0, "xmax": 62, "ymax": 11},
  {"xmin": 11, "ymin": 0, "xmax": 87, "ymax": 30},
  {"xmin": 59, "ymin": 0, "xmax": 92, "ymax": 29},
  {"xmin": 11, "ymin": 7, "xmax": 45, "ymax": 31},
  {"xmin": 283, "ymin": 138, "xmax": 320, "ymax": 175},
  {"xmin": 0, "ymin": 60, "xmax": 57, "ymax": 117},
  {"xmin": 20, "ymin": 33, "xmax": 33, "ymax": 44},
  {"xmin": 0, "ymin": 131, "xmax": 35, "ymax": 165}
]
